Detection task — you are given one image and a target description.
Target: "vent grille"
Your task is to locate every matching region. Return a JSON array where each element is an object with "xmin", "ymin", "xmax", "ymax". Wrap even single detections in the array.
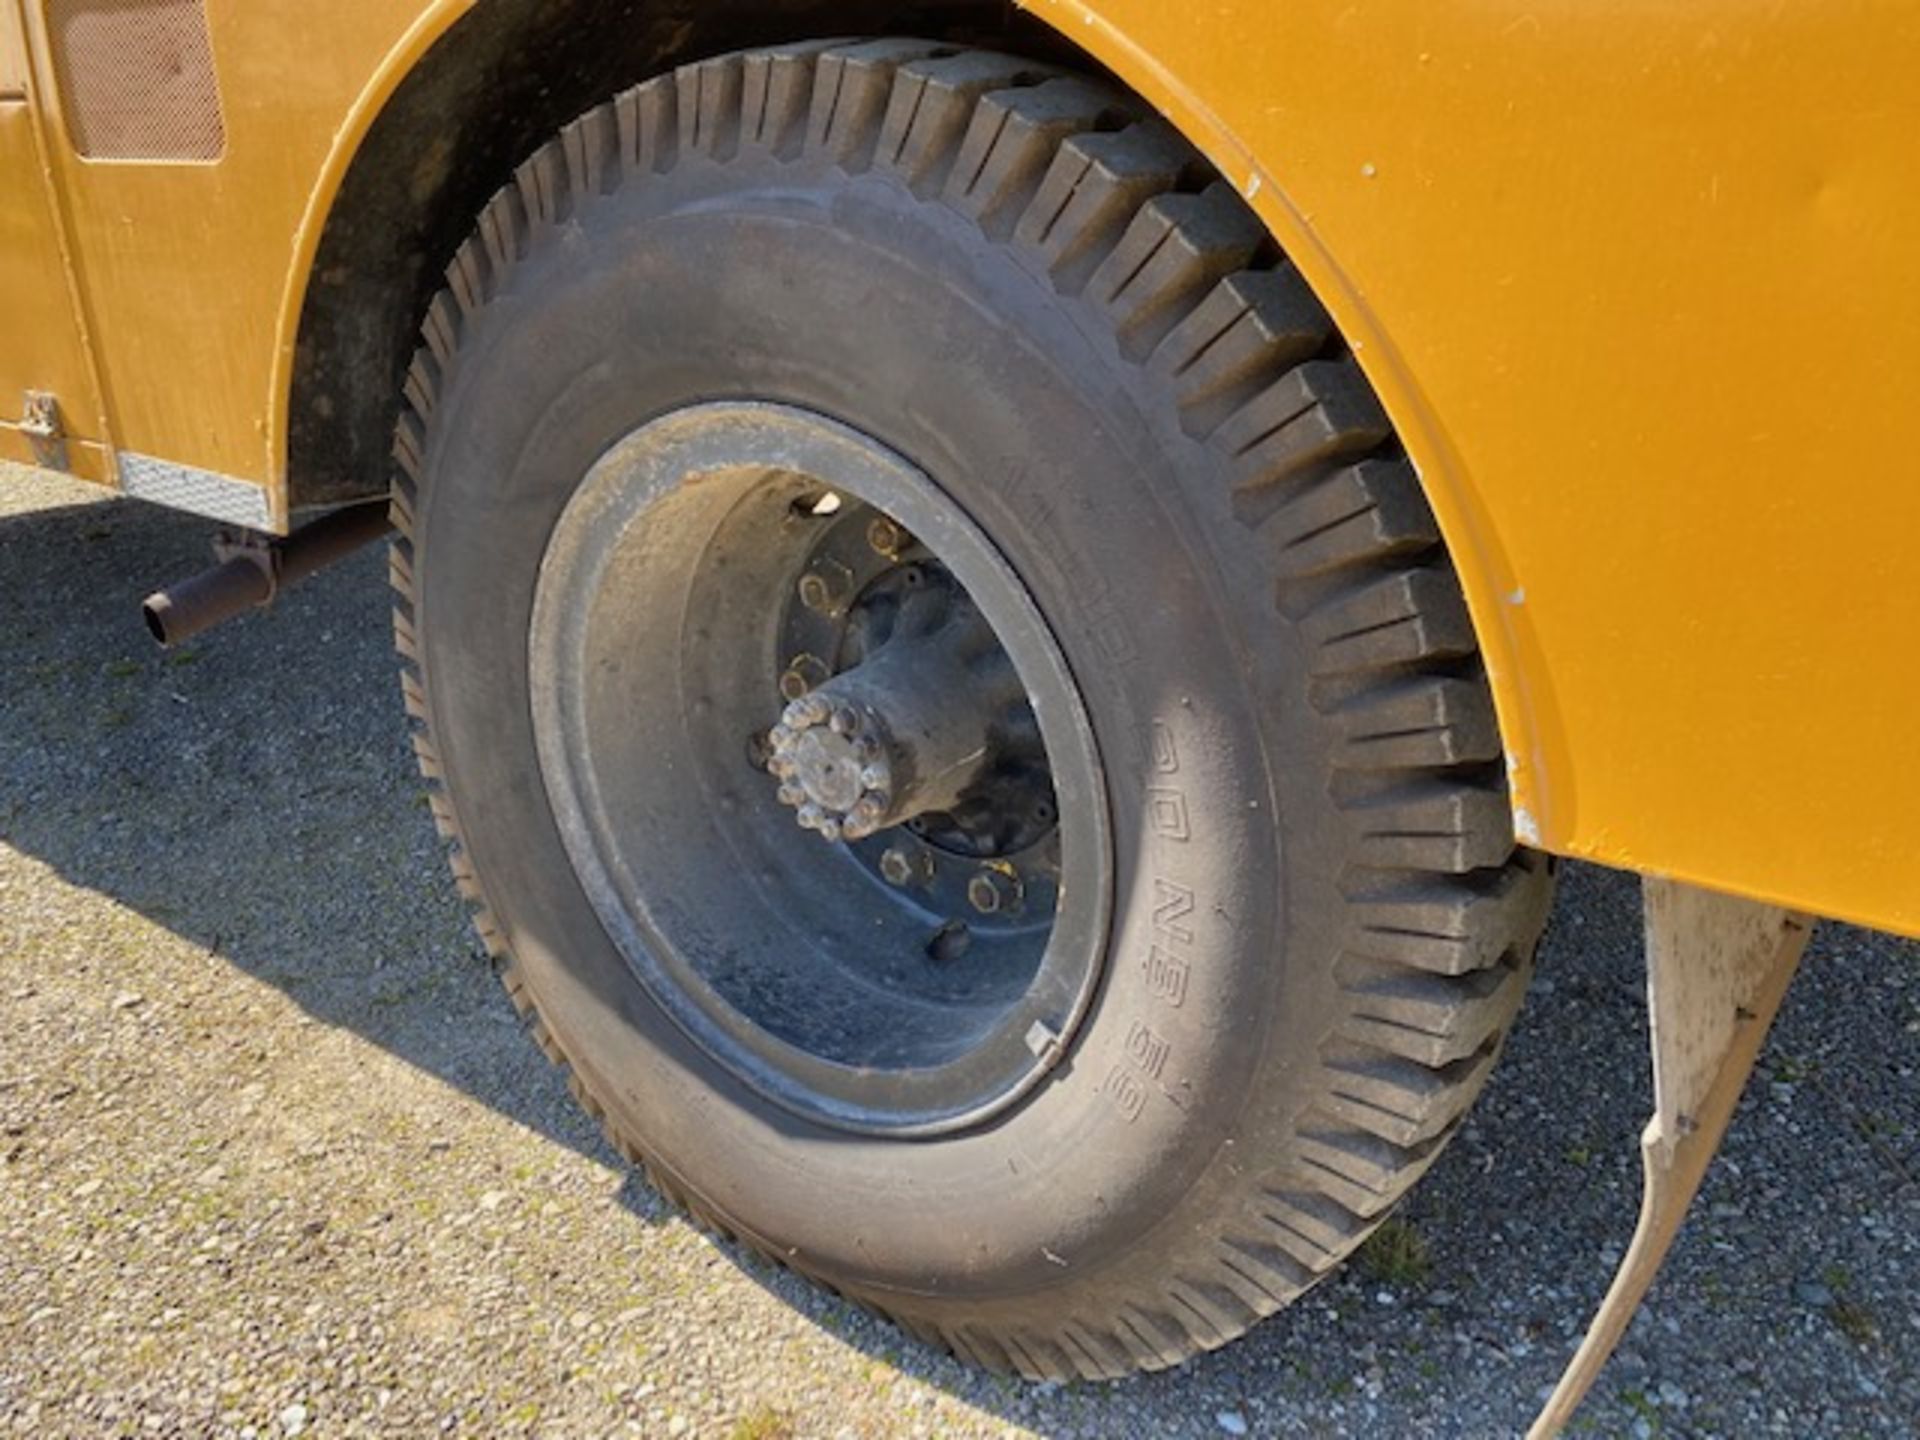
[{"xmin": 49, "ymin": 0, "xmax": 224, "ymax": 161}]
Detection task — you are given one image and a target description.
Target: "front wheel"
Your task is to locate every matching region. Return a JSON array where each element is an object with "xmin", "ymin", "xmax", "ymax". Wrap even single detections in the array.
[{"xmin": 390, "ymin": 39, "xmax": 1554, "ymax": 1377}]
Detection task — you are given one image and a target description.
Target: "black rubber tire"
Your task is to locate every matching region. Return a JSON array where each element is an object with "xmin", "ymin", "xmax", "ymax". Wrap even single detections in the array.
[{"xmin": 389, "ymin": 40, "xmax": 1555, "ymax": 1379}]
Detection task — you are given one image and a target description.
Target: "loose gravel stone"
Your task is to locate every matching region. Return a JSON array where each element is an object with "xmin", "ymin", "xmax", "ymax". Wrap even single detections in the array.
[{"xmin": 2, "ymin": 465, "xmax": 1916, "ymax": 1437}]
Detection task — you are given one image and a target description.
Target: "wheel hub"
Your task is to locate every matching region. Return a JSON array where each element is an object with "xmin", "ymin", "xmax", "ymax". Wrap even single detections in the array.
[
  {"xmin": 772, "ymin": 704, "xmax": 878, "ymax": 835},
  {"xmin": 767, "ymin": 579, "xmax": 1024, "ymax": 844}
]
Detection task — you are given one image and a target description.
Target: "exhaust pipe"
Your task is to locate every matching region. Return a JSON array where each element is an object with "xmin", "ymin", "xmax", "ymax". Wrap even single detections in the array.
[{"xmin": 141, "ymin": 500, "xmax": 393, "ymax": 647}]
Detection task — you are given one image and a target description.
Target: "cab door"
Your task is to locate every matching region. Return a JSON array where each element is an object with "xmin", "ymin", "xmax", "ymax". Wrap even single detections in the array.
[{"xmin": 0, "ymin": 5, "xmax": 109, "ymax": 482}]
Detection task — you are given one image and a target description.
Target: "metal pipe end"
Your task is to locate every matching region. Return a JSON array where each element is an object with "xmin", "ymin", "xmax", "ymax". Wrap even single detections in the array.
[
  {"xmin": 136, "ymin": 499, "xmax": 392, "ymax": 648},
  {"xmin": 137, "ymin": 555, "xmax": 272, "ymax": 648},
  {"xmin": 140, "ymin": 591, "xmax": 177, "ymax": 647}
]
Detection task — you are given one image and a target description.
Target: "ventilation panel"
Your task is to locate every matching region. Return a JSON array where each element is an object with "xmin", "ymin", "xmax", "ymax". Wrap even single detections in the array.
[{"xmin": 48, "ymin": 0, "xmax": 225, "ymax": 161}]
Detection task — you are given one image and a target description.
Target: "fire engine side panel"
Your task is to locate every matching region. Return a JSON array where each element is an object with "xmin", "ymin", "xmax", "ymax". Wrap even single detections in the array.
[
  {"xmin": 0, "ymin": 3, "xmax": 107, "ymax": 479},
  {"xmin": 1025, "ymin": 0, "xmax": 1920, "ymax": 939},
  {"xmin": 6, "ymin": 0, "xmax": 1916, "ymax": 938},
  {"xmin": 12, "ymin": 0, "xmax": 470, "ymax": 524}
]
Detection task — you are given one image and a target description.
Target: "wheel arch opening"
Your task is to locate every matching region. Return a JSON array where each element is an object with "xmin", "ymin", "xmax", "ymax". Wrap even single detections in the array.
[
  {"xmin": 282, "ymin": 1, "xmax": 1546, "ymax": 853},
  {"xmin": 284, "ymin": 0, "xmax": 1095, "ymax": 513}
]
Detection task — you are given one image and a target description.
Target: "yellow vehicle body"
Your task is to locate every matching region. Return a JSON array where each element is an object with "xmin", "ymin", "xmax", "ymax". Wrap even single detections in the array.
[{"xmin": 3, "ymin": 0, "xmax": 1916, "ymax": 938}]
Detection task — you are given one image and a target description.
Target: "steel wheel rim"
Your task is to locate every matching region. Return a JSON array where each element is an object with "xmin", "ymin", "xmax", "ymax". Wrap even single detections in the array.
[{"xmin": 529, "ymin": 402, "xmax": 1111, "ymax": 1135}]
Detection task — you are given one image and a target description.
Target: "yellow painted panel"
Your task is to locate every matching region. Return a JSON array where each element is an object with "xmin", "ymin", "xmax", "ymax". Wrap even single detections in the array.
[
  {"xmin": 0, "ymin": 101, "xmax": 100, "ymax": 453},
  {"xmin": 1031, "ymin": 0, "xmax": 1920, "ymax": 935},
  {"xmin": 0, "ymin": 422, "xmax": 109, "ymax": 479},
  {"xmin": 13, "ymin": 0, "xmax": 1916, "ymax": 937},
  {"xmin": 1, "ymin": 10, "xmax": 27, "ymax": 95},
  {"xmin": 20, "ymin": 0, "xmax": 466, "ymax": 512}
]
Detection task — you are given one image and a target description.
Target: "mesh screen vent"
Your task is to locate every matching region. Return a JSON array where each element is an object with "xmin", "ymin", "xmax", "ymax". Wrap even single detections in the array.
[{"xmin": 49, "ymin": 0, "xmax": 225, "ymax": 161}]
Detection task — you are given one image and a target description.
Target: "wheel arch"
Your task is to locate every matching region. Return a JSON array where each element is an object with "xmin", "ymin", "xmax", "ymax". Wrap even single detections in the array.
[
  {"xmin": 273, "ymin": 0, "xmax": 1545, "ymax": 843},
  {"xmin": 277, "ymin": 0, "xmax": 1064, "ymax": 515}
]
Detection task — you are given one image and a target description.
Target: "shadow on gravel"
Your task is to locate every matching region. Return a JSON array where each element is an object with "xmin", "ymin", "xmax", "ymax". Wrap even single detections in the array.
[
  {"xmin": 3, "ymin": 490, "xmax": 1915, "ymax": 1437},
  {"xmin": 0, "ymin": 495, "xmax": 614, "ymax": 1166}
]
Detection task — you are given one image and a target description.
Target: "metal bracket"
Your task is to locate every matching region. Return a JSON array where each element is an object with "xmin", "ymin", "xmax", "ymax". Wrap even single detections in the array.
[
  {"xmin": 209, "ymin": 528, "xmax": 282, "ymax": 603},
  {"xmin": 20, "ymin": 390, "xmax": 67, "ymax": 471},
  {"xmin": 1529, "ymin": 878, "xmax": 1813, "ymax": 1437}
]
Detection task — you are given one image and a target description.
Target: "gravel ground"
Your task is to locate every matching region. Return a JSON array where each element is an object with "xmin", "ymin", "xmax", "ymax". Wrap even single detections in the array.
[{"xmin": 1, "ymin": 463, "xmax": 1916, "ymax": 1439}]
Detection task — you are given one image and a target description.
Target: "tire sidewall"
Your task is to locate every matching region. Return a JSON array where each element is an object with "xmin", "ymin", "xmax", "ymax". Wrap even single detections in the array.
[{"xmin": 416, "ymin": 150, "xmax": 1349, "ymax": 1305}]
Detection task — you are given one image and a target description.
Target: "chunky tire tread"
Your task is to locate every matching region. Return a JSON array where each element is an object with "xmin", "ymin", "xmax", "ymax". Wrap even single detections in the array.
[
  {"xmin": 1017, "ymin": 122, "xmax": 1196, "ymax": 294},
  {"xmin": 1328, "ymin": 671, "xmax": 1502, "ymax": 770},
  {"xmin": 389, "ymin": 39, "xmax": 1551, "ymax": 1383},
  {"xmin": 878, "ymin": 52, "xmax": 1048, "ymax": 193},
  {"xmin": 945, "ymin": 78, "xmax": 1131, "ymax": 236},
  {"xmin": 1091, "ymin": 185, "xmax": 1270, "ymax": 360}
]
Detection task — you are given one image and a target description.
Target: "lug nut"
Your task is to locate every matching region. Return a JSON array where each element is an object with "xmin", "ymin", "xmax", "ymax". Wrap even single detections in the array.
[
  {"xmin": 778, "ymin": 653, "xmax": 829, "ymax": 700},
  {"xmin": 842, "ymin": 796, "xmax": 888, "ymax": 844},
  {"xmin": 829, "ymin": 704, "xmax": 860, "ymax": 736},
  {"xmin": 782, "ymin": 694, "xmax": 829, "ymax": 730},
  {"xmin": 879, "ymin": 844, "xmax": 933, "ymax": 890},
  {"xmin": 796, "ymin": 557, "xmax": 854, "ymax": 615},
  {"xmin": 967, "ymin": 868, "xmax": 1023, "ymax": 916},
  {"xmin": 867, "ymin": 516, "xmax": 910, "ymax": 557},
  {"xmin": 745, "ymin": 729, "xmax": 775, "ymax": 770}
]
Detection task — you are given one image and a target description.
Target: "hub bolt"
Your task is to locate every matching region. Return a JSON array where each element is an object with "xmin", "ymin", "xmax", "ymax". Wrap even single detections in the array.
[
  {"xmin": 782, "ymin": 694, "xmax": 830, "ymax": 729},
  {"xmin": 879, "ymin": 846, "xmax": 932, "ymax": 888},
  {"xmin": 967, "ymin": 867, "xmax": 1023, "ymax": 916},
  {"xmin": 867, "ymin": 516, "xmax": 910, "ymax": 557},
  {"xmin": 797, "ymin": 557, "xmax": 854, "ymax": 615},
  {"xmin": 841, "ymin": 795, "xmax": 889, "ymax": 841},
  {"xmin": 796, "ymin": 803, "xmax": 843, "ymax": 843},
  {"xmin": 778, "ymin": 654, "xmax": 830, "ymax": 700}
]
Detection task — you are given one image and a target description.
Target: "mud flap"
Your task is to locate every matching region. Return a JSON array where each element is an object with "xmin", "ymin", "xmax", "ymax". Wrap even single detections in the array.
[{"xmin": 1529, "ymin": 878, "xmax": 1813, "ymax": 1438}]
